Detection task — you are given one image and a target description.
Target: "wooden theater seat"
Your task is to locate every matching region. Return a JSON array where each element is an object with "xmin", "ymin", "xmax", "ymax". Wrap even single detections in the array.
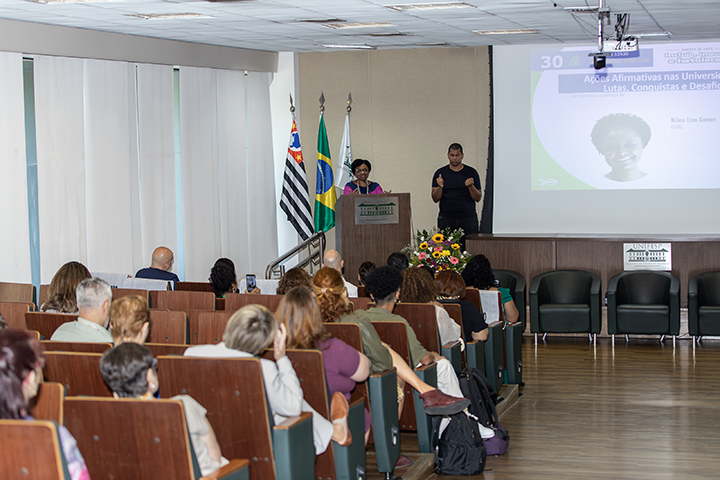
[
  {"xmin": 176, "ymin": 281, "xmax": 214, "ymax": 292},
  {"xmin": 154, "ymin": 290, "xmax": 216, "ymax": 311},
  {"xmin": 25, "ymin": 312, "xmax": 78, "ymax": 340},
  {"xmin": 0, "ymin": 301, "xmax": 34, "ymax": 329},
  {"xmin": 223, "ymin": 293, "xmax": 283, "ymax": 313},
  {"xmin": 187, "ymin": 310, "xmax": 233, "ymax": 345},
  {"xmin": 371, "ymin": 320, "xmax": 436, "ymax": 453},
  {"xmin": 42, "ymin": 351, "xmax": 111, "ymax": 397},
  {"xmin": 157, "ymin": 355, "xmax": 315, "ymax": 480},
  {"xmin": 0, "ymin": 419, "xmax": 70, "ymax": 480},
  {"xmin": 147, "ymin": 309, "xmax": 188, "ymax": 344},
  {"xmin": 261, "ymin": 349, "xmax": 366, "ymax": 480},
  {"xmin": 0, "ymin": 281, "xmax": 35, "ymax": 304},
  {"xmin": 393, "ymin": 303, "xmax": 463, "ymax": 373},
  {"xmin": 145, "ymin": 343, "xmax": 189, "ymax": 356},
  {"xmin": 30, "ymin": 382, "xmax": 66, "ymax": 425},
  {"xmin": 349, "ymin": 296, "xmax": 371, "ymax": 312},
  {"xmin": 323, "ymin": 322, "xmax": 400, "ymax": 475},
  {"xmin": 64, "ymin": 397, "xmax": 250, "ymax": 480},
  {"xmin": 41, "ymin": 341, "xmax": 112, "ymax": 354}
]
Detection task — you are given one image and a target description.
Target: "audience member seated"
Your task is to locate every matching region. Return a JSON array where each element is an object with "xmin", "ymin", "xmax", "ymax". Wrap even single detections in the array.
[
  {"xmin": 135, "ymin": 246, "xmax": 180, "ymax": 286},
  {"xmin": 109, "ymin": 295, "xmax": 150, "ymax": 345},
  {"xmin": 316, "ymin": 267, "xmax": 468, "ymax": 416},
  {"xmin": 322, "ymin": 249, "xmax": 358, "ymax": 298},
  {"xmin": 41, "ymin": 261, "xmax": 92, "ymax": 313},
  {"xmin": 462, "ymin": 254, "xmax": 520, "ymax": 324},
  {"xmin": 209, "ymin": 258, "xmax": 238, "ymax": 298},
  {"xmin": 436, "ymin": 270, "xmax": 489, "ymax": 342},
  {"xmin": 276, "ymin": 267, "xmax": 312, "ymax": 295},
  {"xmin": 0, "ymin": 314, "xmax": 7, "ymax": 330},
  {"xmin": 0, "ymin": 330, "xmax": 90, "ymax": 480},
  {"xmin": 277, "ymin": 286, "xmax": 369, "ymax": 444},
  {"xmin": 399, "ymin": 268, "xmax": 461, "ymax": 346},
  {"xmin": 99, "ymin": 343, "xmax": 228, "ymax": 476},
  {"xmin": 357, "ymin": 261, "xmax": 376, "ymax": 287},
  {"xmin": 50, "ymin": 278, "xmax": 113, "ymax": 343},
  {"xmin": 387, "ymin": 252, "xmax": 410, "ymax": 272},
  {"xmin": 183, "ymin": 304, "xmax": 351, "ymax": 454}
]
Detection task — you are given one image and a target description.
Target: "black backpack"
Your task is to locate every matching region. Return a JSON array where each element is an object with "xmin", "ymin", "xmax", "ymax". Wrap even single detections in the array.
[
  {"xmin": 431, "ymin": 412, "xmax": 487, "ymax": 475},
  {"xmin": 458, "ymin": 368, "xmax": 510, "ymax": 455}
]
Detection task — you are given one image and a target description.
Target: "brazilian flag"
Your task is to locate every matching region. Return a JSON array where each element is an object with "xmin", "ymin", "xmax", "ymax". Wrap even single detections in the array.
[{"xmin": 314, "ymin": 114, "xmax": 336, "ymax": 232}]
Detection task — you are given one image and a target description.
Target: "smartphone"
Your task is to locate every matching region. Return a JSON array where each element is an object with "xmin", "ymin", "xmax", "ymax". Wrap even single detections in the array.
[{"xmin": 246, "ymin": 273, "xmax": 257, "ymax": 292}]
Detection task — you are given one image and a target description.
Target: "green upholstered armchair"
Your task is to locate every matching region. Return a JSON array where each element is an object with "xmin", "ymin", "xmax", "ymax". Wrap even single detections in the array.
[
  {"xmin": 607, "ymin": 270, "xmax": 680, "ymax": 346},
  {"xmin": 688, "ymin": 271, "xmax": 720, "ymax": 342},
  {"xmin": 529, "ymin": 270, "xmax": 602, "ymax": 345}
]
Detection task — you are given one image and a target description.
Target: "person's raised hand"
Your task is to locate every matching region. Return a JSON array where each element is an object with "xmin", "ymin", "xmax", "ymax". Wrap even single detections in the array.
[
  {"xmin": 274, "ymin": 322, "xmax": 288, "ymax": 360},
  {"xmin": 436, "ymin": 174, "xmax": 444, "ymax": 188},
  {"xmin": 465, "ymin": 177, "xmax": 474, "ymax": 187}
]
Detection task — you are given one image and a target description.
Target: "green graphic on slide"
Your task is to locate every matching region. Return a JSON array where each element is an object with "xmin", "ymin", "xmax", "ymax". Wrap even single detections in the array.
[{"xmin": 530, "ymin": 71, "xmax": 594, "ymax": 191}]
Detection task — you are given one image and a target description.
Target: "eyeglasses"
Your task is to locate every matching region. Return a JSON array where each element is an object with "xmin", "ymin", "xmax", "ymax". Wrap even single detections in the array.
[
  {"xmin": 354, "ymin": 168, "xmax": 369, "ymax": 173},
  {"xmin": 151, "ymin": 358, "xmax": 158, "ymax": 371}
]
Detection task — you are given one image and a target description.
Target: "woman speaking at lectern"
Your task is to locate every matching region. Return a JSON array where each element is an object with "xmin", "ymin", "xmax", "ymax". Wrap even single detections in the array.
[{"xmin": 343, "ymin": 159, "xmax": 386, "ymax": 194}]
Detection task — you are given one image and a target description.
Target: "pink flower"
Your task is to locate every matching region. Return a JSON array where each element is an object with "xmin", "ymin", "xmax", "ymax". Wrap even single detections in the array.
[
  {"xmin": 418, "ymin": 252, "xmax": 427, "ymax": 260},
  {"xmin": 434, "ymin": 246, "xmax": 443, "ymax": 252},
  {"xmin": 450, "ymin": 256, "xmax": 459, "ymax": 265}
]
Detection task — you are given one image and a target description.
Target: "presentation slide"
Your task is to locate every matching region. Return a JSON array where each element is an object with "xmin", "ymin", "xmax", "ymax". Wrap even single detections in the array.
[
  {"xmin": 532, "ymin": 43, "xmax": 720, "ymax": 190},
  {"xmin": 493, "ymin": 41, "xmax": 720, "ymax": 234}
]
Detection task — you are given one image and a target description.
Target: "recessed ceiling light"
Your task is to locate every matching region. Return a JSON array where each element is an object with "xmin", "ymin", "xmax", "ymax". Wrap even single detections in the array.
[
  {"xmin": 366, "ymin": 32, "xmax": 411, "ymax": 37},
  {"xmin": 127, "ymin": 13, "xmax": 213, "ymax": 20},
  {"xmin": 24, "ymin": 0, "xmax": 123, "ymax": 3},
  {"xmin": 296, "ymin": 18, "xmax": 346, "ymax": 24},
  {"xmin": 473, "ymin": 29, "xmax": 538, "ymax": 35},
  {"xmin": 385, "ymin": 2, "xmax": 472, "ymax": 11},
  {"xmin": 320, "ymin": 44, "xmax": 377, "ymax": 50},
  {"xmin": 563, "ymin": 6, "xmax": 599, "ymax": 13},
  {"xmin": 323, "ymin": 22, "xmax": 396, "ymax": 30}
]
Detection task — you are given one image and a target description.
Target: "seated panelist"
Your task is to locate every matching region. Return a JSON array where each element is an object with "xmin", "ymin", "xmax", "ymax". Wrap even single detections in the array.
[{"xmin": 343, "ymin": 159, "xmax": 387, "ymax": 195}]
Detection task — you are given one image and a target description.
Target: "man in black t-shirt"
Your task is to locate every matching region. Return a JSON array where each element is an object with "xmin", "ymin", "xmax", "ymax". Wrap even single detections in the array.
[{"xmin": 431, "ymin": 143, "xmax": 482, "ymax": 246}]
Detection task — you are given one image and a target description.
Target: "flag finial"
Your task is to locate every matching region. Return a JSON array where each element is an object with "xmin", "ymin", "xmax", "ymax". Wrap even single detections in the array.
[
  {"xmin": 289, "ymin": 93, "xmax": 295, "ymax": 113},
  {"xmin": 319, "ymin": 92, "xmax": 325, "ymax": 114},
  {"xmin": 346, "ymin": 93, "xmax": 352, "ymax": 113}
]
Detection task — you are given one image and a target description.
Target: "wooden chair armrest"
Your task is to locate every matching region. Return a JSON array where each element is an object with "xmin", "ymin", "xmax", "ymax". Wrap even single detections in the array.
[
  {"xmin": 441, "ymin": 339, "xmax": 461, "ymax": 349},
  {"xmin": 200, "ymin": 459, "xmax": 250, "ymax": 480},
  {"xmin": 369, "ymin": 367, "xmax": 396, "ymax": 379},
  {"xmin": 487, "ymin": 321, "xmax": 503, "ymax": 328},
  {"xmin": 274, "ymin": 411, "xmax": 313, "ymax": 430},
  {"xmin": 506, "ymin": 321, "xmax": 522, "ymax": 327},
  {"xmin": 413, "ymin": 361, "xmax": 437, "ymax": 372}
]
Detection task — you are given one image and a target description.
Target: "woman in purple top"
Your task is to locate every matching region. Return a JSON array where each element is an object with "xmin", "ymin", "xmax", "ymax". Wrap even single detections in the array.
[
  {"xmin": 276, "ymin": 286, "xmax": 372, "ymax": 444},
  {"xmin": 343, "ymin": 159, "xmax": 385, "ymax": 195},
  {"xmin": 0, "ymin": 330, "xmax": 90, "ymax": 480}
]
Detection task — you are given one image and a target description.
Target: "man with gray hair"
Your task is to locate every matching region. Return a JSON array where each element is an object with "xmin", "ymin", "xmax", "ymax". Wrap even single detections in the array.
[
  {"xmin": 51, "ymin": 277, "xmax": 113, "ymax": 342},
  {"xmin": 322, "ymin": 249, "xmax": 358, "ymax": 298}
]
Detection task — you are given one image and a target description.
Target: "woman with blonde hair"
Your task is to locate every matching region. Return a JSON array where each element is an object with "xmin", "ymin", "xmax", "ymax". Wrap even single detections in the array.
[
  {"xmin": 41, "ymin": 261, "xmax": 92, "ymax": 313},
  {"xmin": 109, "ymin": 295, "xmax": 150, "ymax": 345},
  {"xmin": 277, "ymin": 285, "xmax": 370, "ymax": 444}
]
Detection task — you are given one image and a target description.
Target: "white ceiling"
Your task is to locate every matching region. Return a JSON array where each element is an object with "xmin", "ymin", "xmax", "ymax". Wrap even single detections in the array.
[{"xmin": 0, "ymin": 0, "xmax": 717, "ymax": 53}]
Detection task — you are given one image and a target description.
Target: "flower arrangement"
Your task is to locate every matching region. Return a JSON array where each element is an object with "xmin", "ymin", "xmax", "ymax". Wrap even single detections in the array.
[{"xmin": 402, "ymin": 227, "xmax": 471, "ymax": 273}]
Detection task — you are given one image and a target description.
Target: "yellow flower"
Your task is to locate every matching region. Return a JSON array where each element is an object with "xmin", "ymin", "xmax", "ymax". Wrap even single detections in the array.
[
  {"xmin": 442, "ymin": 250, "xmax": 450, "ymax": 256},
  {"xmin": 432, "ymin": 233, "xmax": 444, "ymax": 243},
  {"xmin": 451, "ymin": 243, "xmax": 460, "ymax": 250},
  {"xmin": 419, "ymin": 242, "xmax": 429, "ymax": 250},
  {"xmin": 432, "ymin": 251, "xmax": 441, "ymax": 258}
]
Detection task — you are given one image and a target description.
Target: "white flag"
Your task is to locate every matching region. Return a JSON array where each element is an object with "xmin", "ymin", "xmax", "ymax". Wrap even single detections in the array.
[{"xmin": 334, "ymin": 114, "xmax": 353, "ymax": 189}]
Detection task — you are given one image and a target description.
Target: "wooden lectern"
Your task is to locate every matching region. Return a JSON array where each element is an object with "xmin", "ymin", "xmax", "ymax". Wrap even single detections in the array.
[{"xmin": 336, "ymin": 193, "xmax": 412, "ymax": 288}]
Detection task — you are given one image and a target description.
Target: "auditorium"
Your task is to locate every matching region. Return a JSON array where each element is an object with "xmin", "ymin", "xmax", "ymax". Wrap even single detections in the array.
[{"xmin": 1, "ymin": 1, "xmax": 719, "ymax": 479}]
